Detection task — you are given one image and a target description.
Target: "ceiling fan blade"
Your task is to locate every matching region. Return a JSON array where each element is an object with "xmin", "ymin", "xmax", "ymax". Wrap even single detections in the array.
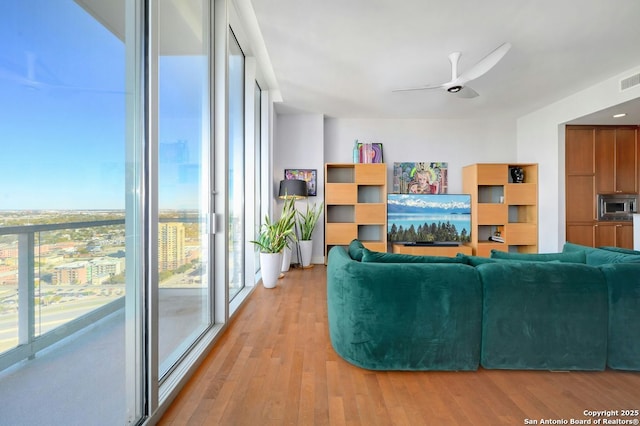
[
  {"xmin": 392, "ymin": 83, "xmax": 446, "ymax": 93},
  {"xmin": 455, "ymin": 86, "xmax": 479, "ymax": 98},
  {"xmin": 458, "ymin": 42, "xmax": 511, "ymax": 83}
]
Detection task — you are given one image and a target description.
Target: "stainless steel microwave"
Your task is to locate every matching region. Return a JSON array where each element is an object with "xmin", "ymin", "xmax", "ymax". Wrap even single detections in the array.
[{"xmin": 597, "ymin": 194, "xmax": 638, "ymax": 221}]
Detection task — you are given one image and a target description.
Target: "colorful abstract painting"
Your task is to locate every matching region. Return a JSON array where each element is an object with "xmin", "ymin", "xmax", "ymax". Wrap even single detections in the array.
[{"xmin": 392, "ymin": 162, "xmax": 448, "ymax": 194}]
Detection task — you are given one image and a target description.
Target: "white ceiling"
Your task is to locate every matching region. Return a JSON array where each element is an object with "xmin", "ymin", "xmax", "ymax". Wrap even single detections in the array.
[{"xmin": 250, "ymin": 0, "xmax": 640, "ymax": 124}]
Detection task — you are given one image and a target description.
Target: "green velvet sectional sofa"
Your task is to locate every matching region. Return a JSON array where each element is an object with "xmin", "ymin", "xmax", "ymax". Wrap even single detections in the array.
[{"xmin": 326, "ymin": 240, "xmax": 640, "ymax": 372}]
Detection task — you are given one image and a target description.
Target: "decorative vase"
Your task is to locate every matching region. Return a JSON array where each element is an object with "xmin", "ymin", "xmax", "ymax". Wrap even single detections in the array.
[
  {"xmin": 281, "ymin": 246, "xmax": 292, "ymax": 272},
  {"xmin": 299, "ymin": 240, "xmax": 313, "ymax": 268},
  {"xmin": 510, "ymin": 166, "xmax": 524, "ymax": 183},
  {"xmin": 260, "ymin": 251, "xmax": 283, "ymax": 289}
]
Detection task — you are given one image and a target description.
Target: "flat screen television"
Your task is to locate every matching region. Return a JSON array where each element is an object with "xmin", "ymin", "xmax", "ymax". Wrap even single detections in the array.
[{"xmin": 387, "ymin": 193, "xmax": 472, "ymax": 244}]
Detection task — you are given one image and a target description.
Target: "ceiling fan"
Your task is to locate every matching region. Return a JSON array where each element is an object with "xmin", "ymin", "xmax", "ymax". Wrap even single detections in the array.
[{"xmin": 393, "ymin": 42, "xmax": 512, "ymax": 98}]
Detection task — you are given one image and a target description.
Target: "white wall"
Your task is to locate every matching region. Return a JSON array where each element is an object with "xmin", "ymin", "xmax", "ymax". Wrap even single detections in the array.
[
  {"xmin": 273, "ymin": 113, "xmax": 325, "ymax": 264},
  {"xmin": 517, "ymin": 64, "xmax": 640, "ymax": 252},
  {"xmin": 324, "ymin": 118, "xmax": 517, "ymax": 193}
]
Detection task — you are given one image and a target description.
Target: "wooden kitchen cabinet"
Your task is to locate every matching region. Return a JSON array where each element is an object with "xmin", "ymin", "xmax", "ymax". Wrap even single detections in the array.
[
  {"xmin": 595, "ymin": 127, "xmax": 638, "ymax": 194},
  {"xmin": 595, "ymin": 222, "xmax": 634, "ymax": 249},
  {"xmin": 566, "ymin": 125, "xmax": 640, "ymax": 249},
  {"xmin": 566, "ymin": 223, "xmax": 595, "ymax": 247}
]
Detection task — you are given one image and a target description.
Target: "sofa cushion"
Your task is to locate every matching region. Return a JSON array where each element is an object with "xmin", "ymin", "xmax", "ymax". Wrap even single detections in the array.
[
  {"xmin": 456, "ymin": 254, "xmax": 503, "ymax": 266},
  {"xmin": 563, "ymin": 242, "xmax": 640, "ymax": 265},
  {"xmin": 456, "ymin": 254, "xmax": 563, "ymax": 267},
  {"xmin": 597, "ymin": 246, "xmax": 640, "ymax": 255},
  {"xmin": 490, "ymin": 249, "xmax": 586, "ymax": 264},
  {"xmin": 348, "ymin": 239, "xmax": 365, "ymax": 261},
  {"xmin": 598, "ymin": 263, "xmax": 640, "ymax": 371},
  {"xmin": 362, "ymin": 248, "xmax": 463, "ymax": 264},
  {"xmin": 477, "ymin": 262, "xmax": 608, "ymax": 371}
]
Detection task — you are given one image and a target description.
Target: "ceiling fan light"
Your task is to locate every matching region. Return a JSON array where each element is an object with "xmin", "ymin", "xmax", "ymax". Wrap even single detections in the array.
[{"xmin": 447, "ymin": 85, "xmax": 462, "ymax": 93}]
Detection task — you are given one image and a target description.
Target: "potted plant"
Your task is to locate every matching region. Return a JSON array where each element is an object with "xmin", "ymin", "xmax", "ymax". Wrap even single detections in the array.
[
  {"xmin": 297, "ymin": 201, "xmax": 323, "ymax": 267},
  {"xmin": 279, "ymin": 198, "xmax": 297, "ymax": 272},
  {"xmin": 251, "ymin": 200, "xmax": 297, "ymax": 288}
]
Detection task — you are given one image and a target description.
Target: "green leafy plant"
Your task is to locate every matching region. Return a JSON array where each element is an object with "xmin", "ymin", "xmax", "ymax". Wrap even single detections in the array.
[
  {"xmin": 250, "ymin": 198, "xmax": 297, "ymax": 253},
  {"xmin": 298, "ymin": 201, "xmax": 324, "ymax": 241}
]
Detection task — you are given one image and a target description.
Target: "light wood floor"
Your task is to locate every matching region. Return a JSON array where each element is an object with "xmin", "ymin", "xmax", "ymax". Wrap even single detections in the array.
[{"xmin": 159, "ymin": 265, "xmax": 640, "ymax": 425}]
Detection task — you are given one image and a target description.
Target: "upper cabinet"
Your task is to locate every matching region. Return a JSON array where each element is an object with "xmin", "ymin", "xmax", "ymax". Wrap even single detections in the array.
[{"xmin": 595, "ymin": 127, "xmax": 638, "ymax": 194}]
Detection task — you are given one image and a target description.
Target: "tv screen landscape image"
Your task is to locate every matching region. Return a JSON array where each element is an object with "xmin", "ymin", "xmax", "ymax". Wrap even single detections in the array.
[{"xmin": 387, "ymin": 193, "xmax": 472, "ymax": 244}]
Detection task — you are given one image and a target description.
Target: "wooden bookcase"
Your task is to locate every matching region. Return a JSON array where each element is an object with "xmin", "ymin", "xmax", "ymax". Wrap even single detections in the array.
[
  {"xmin": 324, "ymin": 163, "xmax": 387, "ymax": 262},
  {"xmin": 462, "ymin": 163, "xmax": 538, "ymax": 257}
]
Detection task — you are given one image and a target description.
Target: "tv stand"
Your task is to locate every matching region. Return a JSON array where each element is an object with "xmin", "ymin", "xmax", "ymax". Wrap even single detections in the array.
[{"xmin": 392, "ymin": 243, "xmax": 472, "ymax": 257}]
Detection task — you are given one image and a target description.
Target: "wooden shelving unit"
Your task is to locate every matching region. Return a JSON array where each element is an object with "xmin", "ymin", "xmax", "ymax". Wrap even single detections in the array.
[
  {"xmin": 324, "ymin": 163, "xmax": 387, "ymax": 262},
  {"xmin": 463, "ymin": 163, "xmax": 538, "ymax": 257}
]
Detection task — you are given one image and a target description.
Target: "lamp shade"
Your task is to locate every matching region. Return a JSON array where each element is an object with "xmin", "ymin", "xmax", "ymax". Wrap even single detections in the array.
[{"xmin": 278, "ymin": 179, "xmax": 308, "ymax": 199}]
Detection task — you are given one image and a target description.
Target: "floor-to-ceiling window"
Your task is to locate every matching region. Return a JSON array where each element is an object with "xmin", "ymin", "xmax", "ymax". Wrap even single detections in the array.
[
  {"xmin": 228, "ymin": 29, "xmax": 245, "ymax": 300},
  {"xmin": 1, "ymin": 0, "xmax": 270, "ymax": 423},
  {"xmin": 0, "ymin": 1, "xmax": 144, "ymax": 424},
  {"xmin": 156, "ymin": 0, "xmax": 212, "ymax": 380}
]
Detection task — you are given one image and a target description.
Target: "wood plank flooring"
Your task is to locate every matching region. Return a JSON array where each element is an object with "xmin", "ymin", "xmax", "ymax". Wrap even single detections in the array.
[{"xmin": 158, "ymin": 265, "xmax": 640, "ymax": 425}]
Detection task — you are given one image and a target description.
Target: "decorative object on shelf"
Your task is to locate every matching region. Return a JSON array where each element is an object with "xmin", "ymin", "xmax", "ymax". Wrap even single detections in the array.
[
  {"xmin": 393, "ymin": 162, "xmax": 448, "ymax": 194},
  {"xmin": 510, "ymin": 166, "xmax": 524, "ymax": 183},
  {"xmin": 353, "ymin": 140, "xmax": 360, "ymax": 163},
  {"xmin": 356, "ymin": 142, "xmax": 383, "ymax": 163},
  {"xmin": 250, "ymin": 200, "xmax": 297, "ymax": 288},
  {"xmin": 284, "ymin": 169, "xmax": 317, "ymax": 196},
  {"xmin": 278, "ymin": 179, "xmax": 308, "ymax": 270},
  {"xmin": 297, "ymin": 201, "xmax": 324, "ymax": 268}
]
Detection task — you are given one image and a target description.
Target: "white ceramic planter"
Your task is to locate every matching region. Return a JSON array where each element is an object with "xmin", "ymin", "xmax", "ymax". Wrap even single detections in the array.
[
  {"xmin": 299, "ymin": 240, "xmax": 313, "ymax": 267},
  {"xmin": 260, "ymin": 251, "xmax": 283, "ymax": 289},
  {"xmin": 281, "ymin": 246, "xmax": 292, "ymax": 272}
]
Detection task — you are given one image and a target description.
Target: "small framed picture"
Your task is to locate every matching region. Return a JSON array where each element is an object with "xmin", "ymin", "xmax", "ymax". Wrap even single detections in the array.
[{"xmin": 284, "ymin": 169, "xmax": 317, "ymax": 196}]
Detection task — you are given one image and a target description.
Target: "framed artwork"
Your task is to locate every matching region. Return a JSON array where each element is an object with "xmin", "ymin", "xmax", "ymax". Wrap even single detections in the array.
[
  {"xmin": 357, "ymin": 142, "xmax": 383, "ymax": 163},
  {"xmin": 284, "ymin": 169, "xmax": 317, "ymax": 196},
  {"xmin": 392, "ymin": 162, "xmax": 448, "ymax": 194}
]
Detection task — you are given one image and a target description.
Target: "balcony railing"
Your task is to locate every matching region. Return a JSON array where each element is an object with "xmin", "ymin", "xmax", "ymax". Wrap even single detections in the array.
[{"xmin": 0, "ymin": 219, "xmax": 126, "ymax": 372}]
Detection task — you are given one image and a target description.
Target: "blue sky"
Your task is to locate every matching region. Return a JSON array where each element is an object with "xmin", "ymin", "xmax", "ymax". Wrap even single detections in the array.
[
  {"xmin": 0, "ymin": 1, "xmax": 209, "ymax": 211},
  {"xmin": 0, "ymin": 1, "xmax": 126, "ymax": 210}
]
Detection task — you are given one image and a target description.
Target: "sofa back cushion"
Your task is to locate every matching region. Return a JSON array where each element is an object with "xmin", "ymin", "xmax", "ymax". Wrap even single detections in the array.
[
  {"xmin": 457, "ymin": 254, "xmax": 564, "ymax": 266},
  {"xmin": 361, "ymin": 248, "xmax": 464, "ymax": 264},
  {"xmin": 597, "ymin": 246, "xmax": 640, "ymax": 255},
  {"xmin": 348, "ymin": 239, "xmax": 365, "ymax": 261},
  {"xmin": 490, "ymin": 249, "xmax": 586, "ymax": 263},
  {"xmin": 563, "ymin": 242, "xmax": 640, "ymax": 265}
]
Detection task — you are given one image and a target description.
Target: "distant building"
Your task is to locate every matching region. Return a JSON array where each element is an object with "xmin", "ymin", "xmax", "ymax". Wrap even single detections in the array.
[
  {"xmin": 91, "ymin": 257, "xmax": 122, "ymax": 276},
  {"xmin": 54, "ymin": 261, "xmax": 92, "ymax": 285},
  {"xmin": 158, "ymin": 223, "xmax": 185, "ymax": 272}
]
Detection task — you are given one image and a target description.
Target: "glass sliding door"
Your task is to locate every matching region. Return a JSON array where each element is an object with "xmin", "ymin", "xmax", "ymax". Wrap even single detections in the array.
[
  {"xmin": 156, "ymin": 0, "xmax": 212, "ymax": 377},
  {"xmin": 0, "ymin": 0, "xmax": 144, "ymax": 424},
  {"xmin": 228, "ymin": 30, "xmax": 245, "ymax": 300}
]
